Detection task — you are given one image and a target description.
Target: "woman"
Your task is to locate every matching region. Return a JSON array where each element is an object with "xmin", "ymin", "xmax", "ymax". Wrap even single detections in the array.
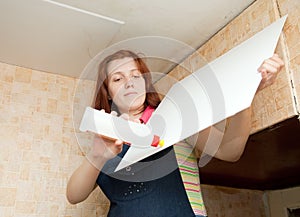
[{"xmin": 67, "ymin": 50, "xmax": 284, "ymax": 217}]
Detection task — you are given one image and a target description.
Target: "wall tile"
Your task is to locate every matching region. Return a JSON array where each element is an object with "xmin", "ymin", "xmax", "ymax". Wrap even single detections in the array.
[
  {"xmin": 15, "ymin": 201, "xmax": 36, "ymax": 214},
  {"xmin": 15, "ymin": 67, "xmax": 32, "ymax": 83},
  {"xmin": 0, "ymin": 187, "xmax": 17, "ymax": 206}
]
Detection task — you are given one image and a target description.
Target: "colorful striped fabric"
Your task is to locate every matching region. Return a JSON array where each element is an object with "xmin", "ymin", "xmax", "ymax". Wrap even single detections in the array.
[{"xmin": 173, "ymin": 142, "xmax": 207, "ymax": 216}]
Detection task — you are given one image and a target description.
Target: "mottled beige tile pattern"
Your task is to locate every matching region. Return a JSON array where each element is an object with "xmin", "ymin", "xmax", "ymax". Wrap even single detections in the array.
[
  {"xmin": 278, "ymin": 0, "xmax": 300, "ymax": 113},
  {"xmin": 159, "ymin": 0, "xmax": 298, "ymax": 133},
  {"xmin": 0, "ymin": 62, "xmax": 109, "ymax": 217},
  {"xmin": 0, "ymin": 188, "xmax": 17, "ymax": 206}
]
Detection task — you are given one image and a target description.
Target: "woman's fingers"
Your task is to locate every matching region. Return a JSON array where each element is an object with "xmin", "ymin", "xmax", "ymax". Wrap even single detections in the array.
[
  {"xmin": 115, "ymin": 139, "xmax": 123, "ymax": 145},
  {"xmin": 110, "ymin": 110, "xmax": 118, "ymax": 116},
  {"xmin": 257, "ymin": 53, "xmax": 284, "ymax": 91},
  {"xmin": 119, "ymin": 113, "xmax": 129, "ymax": 120},
  {"xmin": 119, "ymin": 113, "xmax": 141, "ymax": 123},
  {"xmin": 133, "ymin": 118, "xmax": 141, "ymax": 123},
  {"xmin": 92, "ymin": 135, "xmax": 123, "ymax": 160},
  {"xmin": 258, "ymin": 54, "xmax": 284, "ymax": 72},
  {"xmin": 271, "ymin": 53, "xmax": 285, "ymax": 67}
]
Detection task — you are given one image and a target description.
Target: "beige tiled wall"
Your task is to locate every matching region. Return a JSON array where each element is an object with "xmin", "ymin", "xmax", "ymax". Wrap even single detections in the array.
[
  {"xmin": 278, "ymin": 0, "xmax": 300, "ymax": 112},
  {"xmin": 0, "ymin": 62, "xmax": 109, "ymax": 217},
  {"xmin": 156, "ymin": 0, "xmax": 299, "ymax": 133}
]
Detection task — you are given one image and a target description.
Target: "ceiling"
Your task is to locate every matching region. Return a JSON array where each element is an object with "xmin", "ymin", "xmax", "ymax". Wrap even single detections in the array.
[{"xmin": 0, "ymin": 0, "xmax": 255, "ymax": 80}]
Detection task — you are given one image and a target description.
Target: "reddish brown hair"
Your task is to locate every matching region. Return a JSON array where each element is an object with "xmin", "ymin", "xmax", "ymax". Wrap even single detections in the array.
[{"xmin": 94, "ymin": 50, "xmax": 161, "ymax": 113}]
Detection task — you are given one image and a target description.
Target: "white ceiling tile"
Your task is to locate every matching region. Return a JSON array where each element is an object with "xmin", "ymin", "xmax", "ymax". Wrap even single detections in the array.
[
  {"xmin": 0, "ymin": 0, "xmax": 255, "ymax": 78},
  {"xmin": 0, "ymin": 0, "xmax": 123, "ymax": 77}
]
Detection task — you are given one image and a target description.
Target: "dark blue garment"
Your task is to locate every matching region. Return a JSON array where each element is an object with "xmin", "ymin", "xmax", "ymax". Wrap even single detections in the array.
[{"xmin": 97, "ymin": 145, "xmax": 198, "ymax": 217}]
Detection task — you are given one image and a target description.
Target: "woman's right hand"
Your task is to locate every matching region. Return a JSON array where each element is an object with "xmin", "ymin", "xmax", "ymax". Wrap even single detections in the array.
[
  {"xmin": 89, "ymin": 110, "xmax": 123, "ymax": 163},
  {"xmin": 67, "ymin": 110, "xmax": 124, "ymax": 204},
  {"xmin": 91, "ymin": 134, "xmax": 123, "ymax": 161}
]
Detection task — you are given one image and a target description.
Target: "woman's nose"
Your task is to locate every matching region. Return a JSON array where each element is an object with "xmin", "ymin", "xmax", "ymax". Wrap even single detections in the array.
[{"xmin": 125, "ymin": 77, "xmax": 134, "ymax": 88}]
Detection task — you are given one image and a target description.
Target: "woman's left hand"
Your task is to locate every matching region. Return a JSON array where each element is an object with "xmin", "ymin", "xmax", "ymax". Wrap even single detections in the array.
[{"xmin": 257, "ymin": 53, "xmax": 285, "ymax": 91}]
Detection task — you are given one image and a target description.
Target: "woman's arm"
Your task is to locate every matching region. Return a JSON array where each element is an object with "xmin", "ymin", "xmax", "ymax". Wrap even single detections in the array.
[
  {"xmin": 193, "ymin": 108, "xmax": 251, "ymax": 162},
  {"xmin": 193, "ymin": 54, "xmax": 284, "ymax": 162},
  {"xmin": 66, "ymin": 157, "xmax": 105, "ymax": 204},
  {"xmin": 66, "ymin": 135, "xmax": 123, "ymax": 204}
]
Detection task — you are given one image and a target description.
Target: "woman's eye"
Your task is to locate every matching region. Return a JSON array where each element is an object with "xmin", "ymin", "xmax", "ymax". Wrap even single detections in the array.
[
  {"xmin": 133, "ymin": 74, "xmax": 142, "ymax": 78},
  {"xmin": 112, "ymin": 78, "xmax": 121, "ymax": 82}
]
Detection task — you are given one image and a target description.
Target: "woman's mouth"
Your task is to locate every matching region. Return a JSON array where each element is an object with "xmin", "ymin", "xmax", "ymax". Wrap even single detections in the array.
[{"xmin": 124, "ymin": 92, "xmax": 137, "ymax": 96}]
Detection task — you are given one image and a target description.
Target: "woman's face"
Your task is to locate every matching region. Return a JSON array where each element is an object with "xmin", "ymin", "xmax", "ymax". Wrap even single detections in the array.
[{"xmin": 107, "ymin": 57, "xmax": 146, "ymax": 114}]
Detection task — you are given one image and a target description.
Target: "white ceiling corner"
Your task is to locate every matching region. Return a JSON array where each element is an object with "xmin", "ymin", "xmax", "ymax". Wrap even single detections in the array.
[
  {"xmin": 0, "ymin": 0, "xmax": 123, "ymax": 78},
  {"xmin": 0, "ymin": 0, "xmax": 255, "ymax": 79}
]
